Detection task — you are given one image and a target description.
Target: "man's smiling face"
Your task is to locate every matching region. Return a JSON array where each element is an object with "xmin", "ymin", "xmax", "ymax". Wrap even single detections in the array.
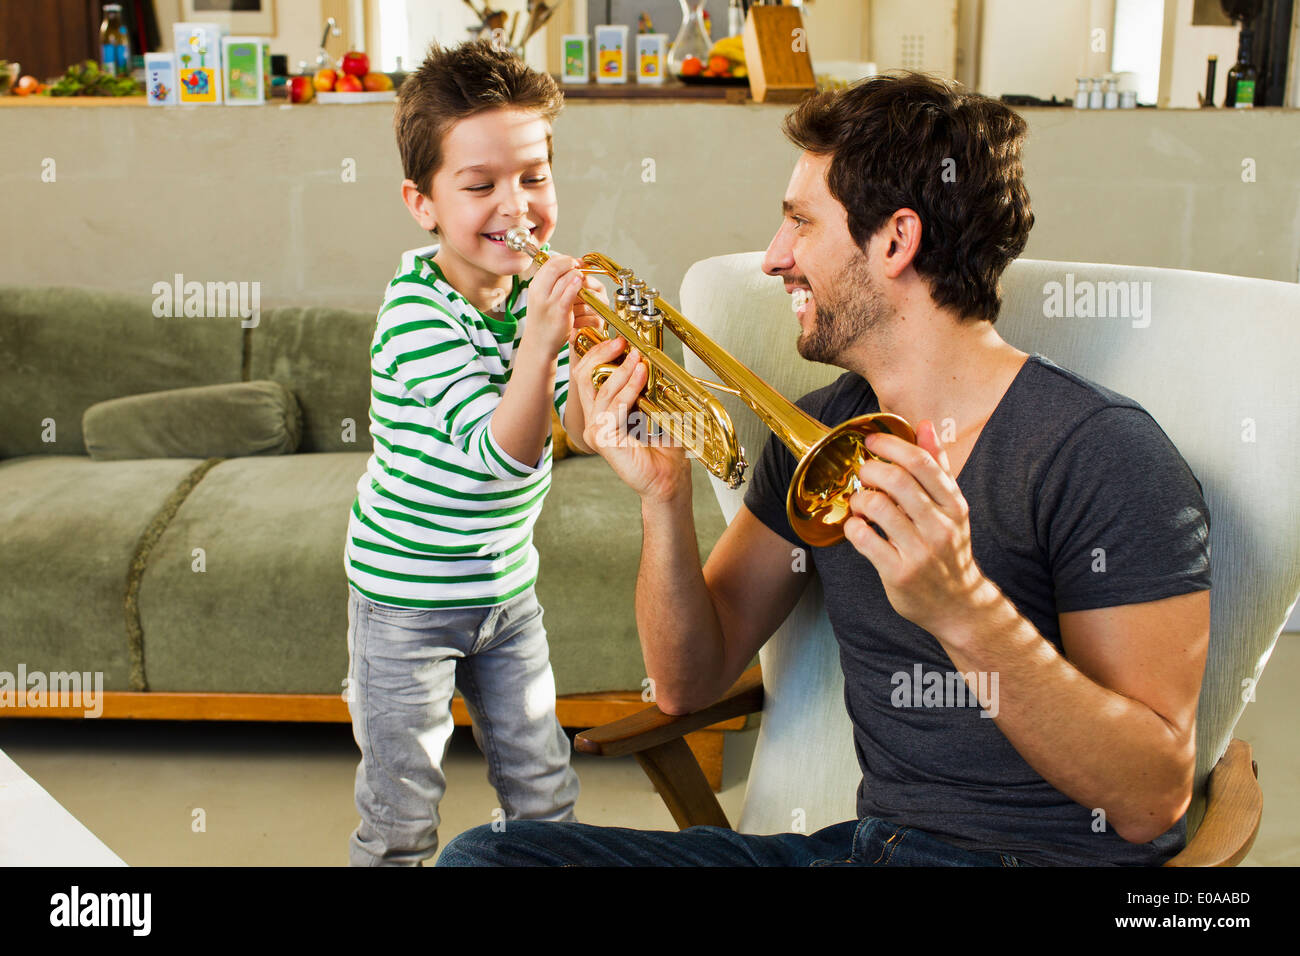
[{"xmin": 762, "ymin": 151, "xmax": 890, "ymax": 365}]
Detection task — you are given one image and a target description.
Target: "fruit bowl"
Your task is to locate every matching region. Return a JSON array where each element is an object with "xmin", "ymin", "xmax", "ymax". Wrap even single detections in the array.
[
  {"xmin": 675, "ymin": 74, "xmax": 748, "ymax": 86},
  {"xmin": 316, "ymin": 90, "xmax": 396, "ymax": 104}
]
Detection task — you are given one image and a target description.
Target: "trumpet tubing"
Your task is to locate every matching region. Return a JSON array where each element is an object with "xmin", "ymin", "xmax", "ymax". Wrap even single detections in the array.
[{"xmin": 505, "ymin": 228, "xmax": 916, "ymax": 546}]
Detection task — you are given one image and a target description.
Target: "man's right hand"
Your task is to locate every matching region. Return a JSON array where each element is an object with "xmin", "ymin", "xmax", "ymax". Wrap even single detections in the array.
[{"xmin": 574, "ymin": 335, "xmax": 693, "ymax": 504}]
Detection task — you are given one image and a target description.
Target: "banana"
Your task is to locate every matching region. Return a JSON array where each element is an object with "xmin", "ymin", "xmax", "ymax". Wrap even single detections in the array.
[{"xmin": 708, "ymin": 35, "xmax": 747, "ymax": 65}]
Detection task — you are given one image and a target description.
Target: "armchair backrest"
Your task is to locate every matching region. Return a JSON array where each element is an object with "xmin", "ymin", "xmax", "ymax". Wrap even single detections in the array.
[{"xmin": 680, "ymin": 253, "xmax": 1300, "ymax": 837}]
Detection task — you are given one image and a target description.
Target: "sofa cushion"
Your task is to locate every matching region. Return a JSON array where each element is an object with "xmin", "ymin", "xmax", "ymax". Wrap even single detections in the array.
[
  {"xmin": 83, "ymin": 381, "xmax": 302, "ymax": 461},
  {"xmin": 136, "ymin": 450, "xmax": 727, "ymax": 697},
  {"xmin": 0, "ymin": 455, "xmax": 207, "ymax": 690},
  {"xmin": 0, "ymin": 286, "xmax": 244, "ymax": 458},
  {"xmin": 247, "ymin": 306, "xmax": 374, "ymax": 454},
  {"xmin": 138, "ymin": 452, "xmax": 368, "ymax": 694}
]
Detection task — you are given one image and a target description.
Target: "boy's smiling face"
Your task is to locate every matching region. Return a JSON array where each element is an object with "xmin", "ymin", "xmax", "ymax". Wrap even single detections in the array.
[{"xmin": 405, "ymin": 107, "xmax": 558, "ymax": 311}]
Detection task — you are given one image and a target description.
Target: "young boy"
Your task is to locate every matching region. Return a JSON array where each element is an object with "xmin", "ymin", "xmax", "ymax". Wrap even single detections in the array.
[{"xmin": 343, "ymin": 40, "xmax": 603, "ymax": 866}]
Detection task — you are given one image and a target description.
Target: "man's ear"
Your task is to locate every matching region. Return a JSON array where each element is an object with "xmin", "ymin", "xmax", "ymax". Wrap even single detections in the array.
[
  {"xmin": 401, "ymin": 178, "xmax": 437, "ymax": 232},
  {"xmin": 878, "ymin": 208, "xmax": 922, "ymax": 279}
]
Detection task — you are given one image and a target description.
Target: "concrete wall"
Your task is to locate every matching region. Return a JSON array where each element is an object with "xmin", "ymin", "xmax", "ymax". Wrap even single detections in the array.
[{"xmin": 1, "ymin": 101, "xmax": 1296, "ymax": 312}]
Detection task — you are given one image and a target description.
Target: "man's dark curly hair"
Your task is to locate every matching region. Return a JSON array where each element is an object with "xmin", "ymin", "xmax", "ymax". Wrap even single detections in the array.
[
  {"xmin": 394, "ymin": 40, "xmax": 564, "ymax": 218},
  {"xmin": 782, "ymin": 72, "xmax": 1034, "ymax": 322}
]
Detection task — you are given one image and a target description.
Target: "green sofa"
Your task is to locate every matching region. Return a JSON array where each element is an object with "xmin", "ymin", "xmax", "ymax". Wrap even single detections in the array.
[{"xmin": 0, "ymin": 285, "xmax": 731, "ymax": 773}]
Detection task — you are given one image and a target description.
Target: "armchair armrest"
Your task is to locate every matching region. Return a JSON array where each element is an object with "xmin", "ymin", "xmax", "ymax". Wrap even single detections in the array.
[
  {"xmin": 574, "ymin": 666, "xmax": 764, "ymax": 758},
  {"xmin": 574, "ymin": 666, "xmax": 764, "ymax": 831},
  {"xmin": 1163, "ymin": 738, "xmax": 1262, "ymax": 867}
]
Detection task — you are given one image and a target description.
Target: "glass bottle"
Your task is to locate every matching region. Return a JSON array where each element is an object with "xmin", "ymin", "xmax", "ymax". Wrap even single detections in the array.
[
  {"xmin": 100, "ymin": 4, "xmax": 129, "ymax": 77},
  {"xmin": 728, "ymin": 0, "xmax": 745, "ymax": 38},
  {"xmin": 1103, "ymin": 77, "xmax": 1118, "ymax": 109},
  {"xmin": 1073, "ymin": 77, "xmax": 1089, "ymax": 109},
  {"xmin": 668, "ymin": 0, "xmax": 712, "ymax": 76},
  {"xmin": 1224, "ymin": 28, "xmax": 1258, "ymax": 108}
]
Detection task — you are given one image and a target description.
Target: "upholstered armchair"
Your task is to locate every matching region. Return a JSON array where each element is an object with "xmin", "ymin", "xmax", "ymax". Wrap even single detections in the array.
[{"xmin": 575, "ymin": 253, "xmax": 1300, "ymax": 866}]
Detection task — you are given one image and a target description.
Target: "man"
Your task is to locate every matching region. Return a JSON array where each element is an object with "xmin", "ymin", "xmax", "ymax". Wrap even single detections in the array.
[{"xmin": 438, "ymin": 73, "xmax": 1211, "ymax": 867}]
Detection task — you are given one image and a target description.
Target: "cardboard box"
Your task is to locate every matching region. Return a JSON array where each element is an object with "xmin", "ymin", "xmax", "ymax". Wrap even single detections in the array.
[
  {"xmin": 562, "ymin": 34, "xmax": 589, "ymax": 84},
  {"xmin": 144, "ymin": 52, "xmax": 177, "ymax": 105},
  {"xmin": 222, "ymin": 37, "xmax": 271, "ymax": 105},
  {"xmin": 173, "ymin": 21, "xmax": 227, "ymax": 104}
]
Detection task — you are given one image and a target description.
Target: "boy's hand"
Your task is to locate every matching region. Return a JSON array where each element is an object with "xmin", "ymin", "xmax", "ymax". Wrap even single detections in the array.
[
  {"xmin": 572, "ymin": 273, "xmax": 608, "ymax": 332},
  {"xmin": 523, "ymin": 255, "xmax": 584, "ymax": 356}
]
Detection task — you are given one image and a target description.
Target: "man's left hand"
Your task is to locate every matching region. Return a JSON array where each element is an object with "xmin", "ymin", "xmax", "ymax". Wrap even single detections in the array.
[{"xmin": 843, "ymin": 420, "xmax": 990, "ymax": 639}]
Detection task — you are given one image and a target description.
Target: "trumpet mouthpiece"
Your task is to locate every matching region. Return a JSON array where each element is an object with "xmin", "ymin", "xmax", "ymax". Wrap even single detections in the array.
[{"xmin": 505, "ymin": 227, "xmax": 534, "ymax": 254}]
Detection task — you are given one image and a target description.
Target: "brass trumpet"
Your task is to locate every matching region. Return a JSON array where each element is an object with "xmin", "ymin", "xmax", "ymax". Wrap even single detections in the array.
[{"xmin": 506, "ymin": 228, "xmax": 915, "ymax": 547}]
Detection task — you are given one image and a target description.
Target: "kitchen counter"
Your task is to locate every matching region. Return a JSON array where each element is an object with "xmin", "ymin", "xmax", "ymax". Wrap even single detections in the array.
[{"xmin": 1, "ymin": 98, "xmax": 1297, "ymax": 309}]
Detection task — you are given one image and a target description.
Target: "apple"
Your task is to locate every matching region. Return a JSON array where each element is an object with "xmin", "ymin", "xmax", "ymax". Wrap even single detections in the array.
[
  {"xmin": 312, "ymin": 68, "xmax": 336, "ymax": 92},
  {"xmin": 341, "ymin": 51, "xmax": 369, "ymax": 78},
  {"xmin": 289, "ymin": 74, "xmax": 315, "ymax": 103},
  {"xmin": 335, "ymin": 73, "xmax": 363, "ymax": 93},
  {"xmin": 362, "ymin": 72, "xmax": 393, "ymax": 92}
]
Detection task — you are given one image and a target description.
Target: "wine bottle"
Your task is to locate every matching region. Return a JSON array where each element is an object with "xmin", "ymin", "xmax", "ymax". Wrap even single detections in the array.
[{"xmin": 1224, "ymin": 27, "xmax": 1257, "ymax": 108}]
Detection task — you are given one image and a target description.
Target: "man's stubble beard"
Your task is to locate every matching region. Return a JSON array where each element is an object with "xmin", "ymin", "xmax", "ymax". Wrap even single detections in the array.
[{"xmin": 796, "ymin": 252, "xmax": 890, "ymax": 366}]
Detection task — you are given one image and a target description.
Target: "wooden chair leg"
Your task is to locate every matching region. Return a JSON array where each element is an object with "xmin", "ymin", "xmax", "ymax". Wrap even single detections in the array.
[
  {"xmin": 684, "ymin": 729, "xmax": 725, "ymax": 792},
  {"xmin": 634, "ymin": 737, "xmax": 731, "ymax": 830}
]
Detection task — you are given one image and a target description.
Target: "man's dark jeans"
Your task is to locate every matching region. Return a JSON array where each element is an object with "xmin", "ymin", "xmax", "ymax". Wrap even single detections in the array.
[{"xmin": 436, "ymin": 816, "xmax": 1026, "ymax": 866}]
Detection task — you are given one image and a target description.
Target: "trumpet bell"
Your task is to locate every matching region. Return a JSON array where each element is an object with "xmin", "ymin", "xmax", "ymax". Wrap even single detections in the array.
[{"xmin": 787, "ymin": 413, "xmax": 916, "ymax": 548}]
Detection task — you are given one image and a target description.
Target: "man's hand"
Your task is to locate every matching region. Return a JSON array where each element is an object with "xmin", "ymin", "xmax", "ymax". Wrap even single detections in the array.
[
  {"xmin": 842, "ymin": 420, "xmax": 991, "ymax": 639},
  {"xmin": 573, "ymin": 336, "xmax": 692, "ymax": 504},
  {"xmin": 522, "ymin": 255, "xmax": 585, "ymax": 355}
]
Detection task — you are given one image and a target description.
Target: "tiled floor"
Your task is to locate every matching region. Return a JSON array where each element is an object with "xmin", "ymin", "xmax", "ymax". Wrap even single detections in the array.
[{"xmin": 2, "ymin": 636, "xmax": 1295, "ymax": 866}]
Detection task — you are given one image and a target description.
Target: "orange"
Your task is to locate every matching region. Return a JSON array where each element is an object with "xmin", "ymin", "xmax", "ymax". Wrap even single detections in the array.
[
  {"xmin": 680, "ymin": 55, "xmax": 703, "ymax": 77},
  {"xmin": 708, "ymin": 56, "xmax": 731, "ymax": 75}
]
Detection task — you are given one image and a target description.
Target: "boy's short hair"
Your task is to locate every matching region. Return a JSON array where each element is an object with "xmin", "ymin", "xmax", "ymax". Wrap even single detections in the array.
[
  {"xmin": 782, "ymin": 71, "xmax": 1034, "ymax": 323},
  {"xmin": 395, "ymin": 40, "xmax": 564, "ymax": 210}
]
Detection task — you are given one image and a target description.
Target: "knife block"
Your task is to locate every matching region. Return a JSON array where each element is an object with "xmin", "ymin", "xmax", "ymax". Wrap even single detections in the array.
[{"xmin": 742, "ymin": 6, "xmax": 817, "ymax": 103}]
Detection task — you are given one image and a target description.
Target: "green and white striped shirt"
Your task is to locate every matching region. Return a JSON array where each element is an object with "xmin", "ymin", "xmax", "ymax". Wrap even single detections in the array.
[{"xmin": 345, "ymin": 244, "xmax": 570, "ymax": 608}]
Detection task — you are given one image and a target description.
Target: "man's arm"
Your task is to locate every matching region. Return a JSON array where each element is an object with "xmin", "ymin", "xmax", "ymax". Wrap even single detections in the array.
[
  {"xmin": 937, "ymin": 587, "xmax": 1207, "ymax": 845},
  {"xmin": 845, "ymin": 422, "xmax": 1209, "ymax": 845},
  {"xmin": 638, "ymin": 499, "xmax": 809, "ymax": 715},
  {"xmin": 569, "ymin": 334, "xmax": 807, "ymax": 714}
]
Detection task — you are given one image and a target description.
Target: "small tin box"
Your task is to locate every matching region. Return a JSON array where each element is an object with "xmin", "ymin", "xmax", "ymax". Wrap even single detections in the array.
[
  {"xmin": 594, "ymin": 25, "xmax": 629, "ymax": 84},
  {"xmin": 144, "ymin": 52, "xmax": 177, "ymax": 105},
  {"xmin": 635, "ymin": 33, "xmax": 667, "ymax": 84},
  {"xmin": 562, "ymin": 34, "xmax": 590, "ymax": 84}
]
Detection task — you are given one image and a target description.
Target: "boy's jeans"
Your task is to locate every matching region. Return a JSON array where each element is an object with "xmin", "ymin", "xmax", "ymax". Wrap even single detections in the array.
[{"xmin": 345, "ymin": 585, "xmax": 579, "ymax": 866}]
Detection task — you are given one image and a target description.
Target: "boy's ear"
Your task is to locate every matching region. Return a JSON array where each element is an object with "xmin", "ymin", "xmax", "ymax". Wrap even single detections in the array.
[{"xmin": 401, "ymin": 178, "xmax": 437, "ymax": 232}]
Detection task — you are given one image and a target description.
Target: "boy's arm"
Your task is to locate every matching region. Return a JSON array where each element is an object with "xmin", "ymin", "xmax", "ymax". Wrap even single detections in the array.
[{"xmin": 378, "ymin": 299, "xmax": 548, "ymax": 480}]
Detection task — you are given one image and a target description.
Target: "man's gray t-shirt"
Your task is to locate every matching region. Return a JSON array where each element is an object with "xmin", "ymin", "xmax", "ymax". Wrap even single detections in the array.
[{"xmin": 742, "ymin": 354, "xmax": 1211, "ymax": 866}]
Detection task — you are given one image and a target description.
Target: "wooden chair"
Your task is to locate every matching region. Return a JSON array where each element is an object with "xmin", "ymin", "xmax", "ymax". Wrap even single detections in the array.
[{"xmin": 575, "ymin": 254, "xmax": 1300, "ymax": 866}]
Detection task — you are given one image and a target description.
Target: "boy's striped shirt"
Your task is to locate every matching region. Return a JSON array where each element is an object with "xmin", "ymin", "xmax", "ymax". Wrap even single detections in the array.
[{"xmin": 345, "ymin": 243, "xmax": 570, "ymax": 608}]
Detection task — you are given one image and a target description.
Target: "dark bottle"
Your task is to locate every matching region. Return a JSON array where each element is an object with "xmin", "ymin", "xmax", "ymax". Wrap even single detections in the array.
[{"xmin": 1224, "ymin": 27, "xmax": 1257, "ymax": 108}]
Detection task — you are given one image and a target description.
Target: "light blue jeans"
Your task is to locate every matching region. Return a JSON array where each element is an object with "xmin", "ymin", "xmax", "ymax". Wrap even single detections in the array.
[{"xmin": 345, "ymin": 585, "xmax": 580, "ymax": 866}]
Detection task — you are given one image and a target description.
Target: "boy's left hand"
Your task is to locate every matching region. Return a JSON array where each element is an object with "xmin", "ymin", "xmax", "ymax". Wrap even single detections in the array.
[{"xmin": 572, "ymin": 274, "xmax": 608, "ymax": 333}]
